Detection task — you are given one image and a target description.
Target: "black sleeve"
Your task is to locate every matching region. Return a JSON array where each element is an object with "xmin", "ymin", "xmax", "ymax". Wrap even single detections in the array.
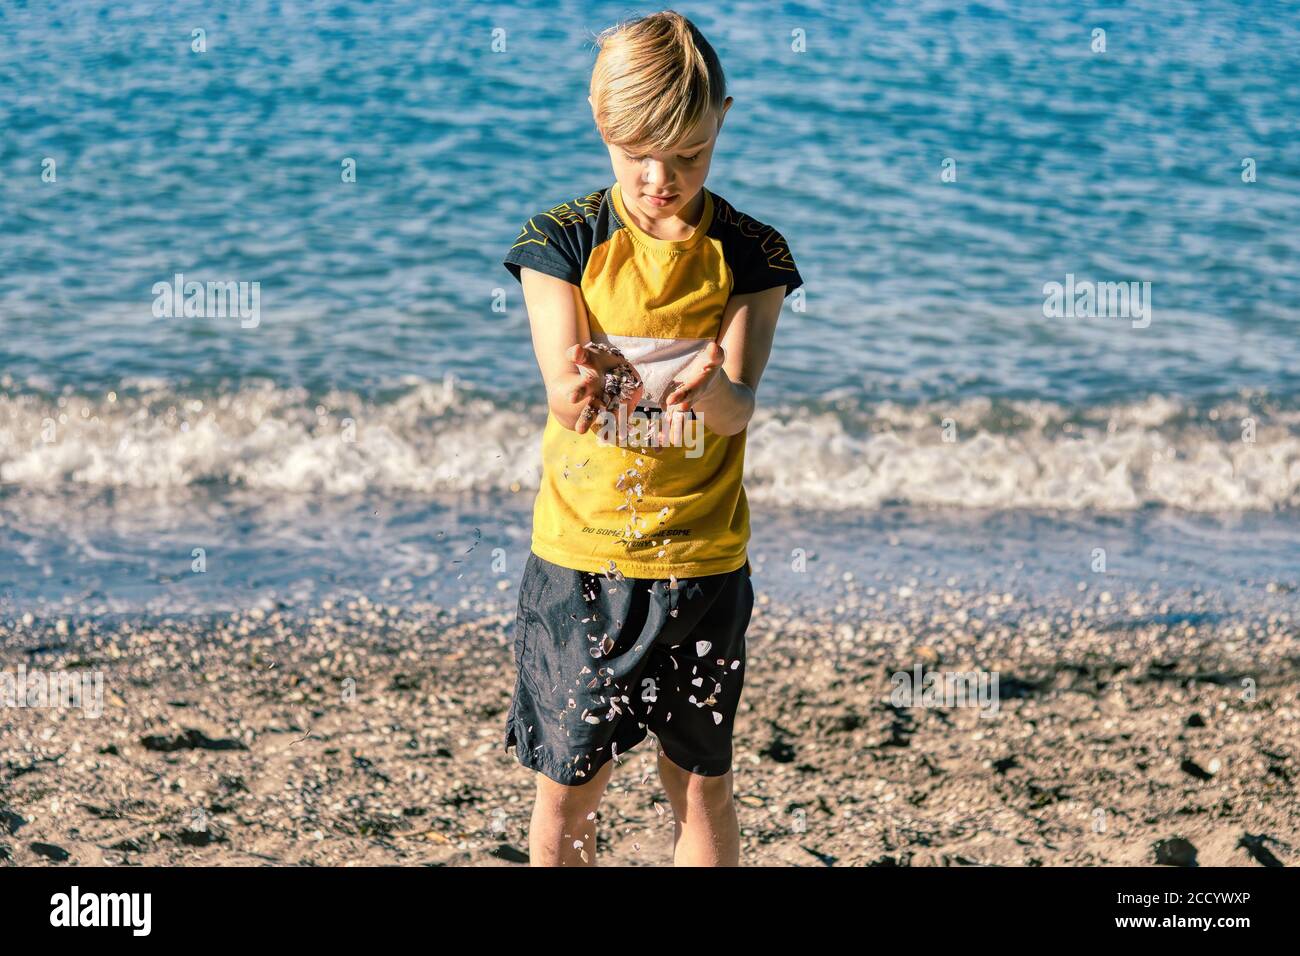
[
  {"xmin": 503, "ymin": 208, "xmax": 585, "ymax": 286},
  {"xmin": 731, "ymin": 223, "xmax": 803, "ymax": 298}
]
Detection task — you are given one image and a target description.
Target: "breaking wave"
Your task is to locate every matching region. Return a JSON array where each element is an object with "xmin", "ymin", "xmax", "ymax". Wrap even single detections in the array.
[{"xmin": 1, "ymin": 379, "xmax": 1296, "ymax": 512}]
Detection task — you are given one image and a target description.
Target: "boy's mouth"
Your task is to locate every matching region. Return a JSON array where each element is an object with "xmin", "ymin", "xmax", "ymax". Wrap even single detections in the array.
[{"xmin": 644, "ymin": 192, "xmax": 678, "ymax": 208}]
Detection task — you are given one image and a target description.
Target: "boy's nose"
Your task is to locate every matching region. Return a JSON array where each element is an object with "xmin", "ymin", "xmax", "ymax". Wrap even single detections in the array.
[{"xmin": 641, "ymin": 160, "xmax": 669, "ymax": 185}]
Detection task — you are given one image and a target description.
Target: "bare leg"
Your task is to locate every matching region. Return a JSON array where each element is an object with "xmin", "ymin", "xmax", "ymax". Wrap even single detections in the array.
[
  {"xmin": 528, "ymin": 758, "xmax": 615, "ymax": 866},
  {"xmin": 656, "ymin": 749, "xmax": 740, "ymax": 866}
]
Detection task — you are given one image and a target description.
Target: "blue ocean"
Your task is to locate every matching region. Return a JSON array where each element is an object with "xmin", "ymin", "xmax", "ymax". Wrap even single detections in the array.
[{"xmin": 1, "ymin": 0, "xmax": 1297, "ymax": 619}]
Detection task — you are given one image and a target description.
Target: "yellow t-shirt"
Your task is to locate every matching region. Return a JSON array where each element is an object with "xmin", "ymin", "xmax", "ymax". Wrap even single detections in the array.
[{"xmin": 504, "ymin": 182, "xmax": 802, "ymax": 578}]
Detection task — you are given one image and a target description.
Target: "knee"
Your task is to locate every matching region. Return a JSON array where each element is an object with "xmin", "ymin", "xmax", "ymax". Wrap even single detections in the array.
[
  {"xmin": 535, "ymin": 772, "xmax": 604, "ymax": 819},
  {"xmin": 688, "ymin": 771, "xmax": 734, "ymax": 806},
  {"xmin": 665, "ymin": 765, "xmax": 734, "ymax": 812}
]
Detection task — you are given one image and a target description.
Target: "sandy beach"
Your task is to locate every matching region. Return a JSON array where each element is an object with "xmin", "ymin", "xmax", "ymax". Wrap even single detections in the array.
[{"xmin": 3, "ymin": 587, "xmax": 1296, "ymax": 867}]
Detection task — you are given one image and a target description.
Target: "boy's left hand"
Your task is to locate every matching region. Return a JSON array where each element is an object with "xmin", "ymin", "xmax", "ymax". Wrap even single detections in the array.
[
  {"xmin": 658, "ymin": 341, "xmax": 725, "ymax": 444},
  {"xmin": 662, "ymin": 341, "xmax": 725, "ymax": 413}
]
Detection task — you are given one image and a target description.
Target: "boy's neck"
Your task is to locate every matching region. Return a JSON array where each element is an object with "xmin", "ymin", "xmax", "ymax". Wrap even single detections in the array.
[{"xmin": 618, "ymin": 185, "xmax": 706, "ymax": 241}]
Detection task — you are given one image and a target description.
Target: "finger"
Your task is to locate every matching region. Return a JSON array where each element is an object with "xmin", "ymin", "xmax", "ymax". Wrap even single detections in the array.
[
  {"xmin": 580, "ymin": 401, "xmax": 605, "ymax": 434},
  {"xmin": 575, "ymin": 399, "xmax": 601, "ymax": 434},
  {"xmin": 667, "ymin": 374, "xmax": 706, "ymax": 409},
  {"xmin": 570, "ymin": 344, "xmax": 602, "ymax": 372},
  {"xmin": 663, "ymin": 378, "xmax": 685, "ymax": 408},
  {"xmin": 668, "ymin": 407, "xmax": 685, "ymax": 446},
  {"xmin": 567, "ymin": 376, "xmax": 596, "ymax": 404},
  {"xmin": 694, "ymin": 354, "xmax": 722, "ymax": 377},
  {"xmin": 653, "ymin": 406, "xmax": 671, "ymax": 444}
]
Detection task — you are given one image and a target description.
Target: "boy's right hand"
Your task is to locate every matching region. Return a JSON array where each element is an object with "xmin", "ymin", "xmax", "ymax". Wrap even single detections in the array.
[{"xmin": 558, "ymin": 343, "xmax": 644, "ymax": 434}]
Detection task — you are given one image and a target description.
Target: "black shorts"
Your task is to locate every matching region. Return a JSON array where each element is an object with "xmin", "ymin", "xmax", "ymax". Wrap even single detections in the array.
[{"xmin": 502, "ymin": 552, "xmax": 755, "ymax": 786}]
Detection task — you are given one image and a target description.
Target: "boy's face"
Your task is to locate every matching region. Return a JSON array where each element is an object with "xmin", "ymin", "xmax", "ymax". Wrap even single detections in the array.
[{"xmin": 593, "ymin": 96, "xmax": 732, "ymax": 222}]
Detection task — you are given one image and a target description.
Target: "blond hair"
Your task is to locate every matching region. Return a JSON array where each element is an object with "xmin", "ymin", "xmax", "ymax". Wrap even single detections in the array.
[{"xmin": 589, "ymin": 10, "xmax": 727, "ymax": 152}]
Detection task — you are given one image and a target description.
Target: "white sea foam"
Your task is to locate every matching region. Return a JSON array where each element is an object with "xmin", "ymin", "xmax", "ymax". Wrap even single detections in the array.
[
  {"xmin": 745, "ymin": 396, "xmax": 1300, "ymax": 512},
  {"xmin": 1, "ymin": 384, "xmax": 1296, "ymax": 511}
]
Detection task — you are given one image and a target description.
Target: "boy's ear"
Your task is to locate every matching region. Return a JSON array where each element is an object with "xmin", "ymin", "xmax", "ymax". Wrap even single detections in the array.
[{"xmin": 715, "ymin": 96, "xmax": 734, "ymax": 132}]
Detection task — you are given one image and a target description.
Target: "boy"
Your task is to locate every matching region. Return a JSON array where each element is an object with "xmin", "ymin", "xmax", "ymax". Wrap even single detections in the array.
[{"xmin": 500, "ymin": 10, "xmax": 802, "ymax": 866}]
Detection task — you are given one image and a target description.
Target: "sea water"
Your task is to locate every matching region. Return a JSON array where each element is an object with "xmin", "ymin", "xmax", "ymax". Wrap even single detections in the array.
[{"xmin": 1, "ymin": 0, "xmax": 1297, "ymax": 621}]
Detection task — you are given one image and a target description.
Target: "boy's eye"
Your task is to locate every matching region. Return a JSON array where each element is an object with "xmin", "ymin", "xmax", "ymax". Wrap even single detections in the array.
[{"xmin": 624, "ymin": 151, "xmax": 703, "ymax": 163}]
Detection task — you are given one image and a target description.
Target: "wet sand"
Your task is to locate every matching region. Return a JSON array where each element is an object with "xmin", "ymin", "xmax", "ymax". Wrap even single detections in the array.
[{"xmin": 1, "ymin": 593, "xmax": 1297, "ymax": 867}]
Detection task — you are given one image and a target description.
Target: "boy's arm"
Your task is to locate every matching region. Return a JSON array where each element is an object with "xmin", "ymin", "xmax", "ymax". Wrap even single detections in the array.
[
  {"xmin": 520, "ymin": 267, "xmax": 593, "ymax": 430},
  {"xmin": 519, "ymin": 267, "xmax": 643, "ymax": 432},
  {"xmin": 668, "ymin": 284, "xmax": 785, "ymax": 436}
]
